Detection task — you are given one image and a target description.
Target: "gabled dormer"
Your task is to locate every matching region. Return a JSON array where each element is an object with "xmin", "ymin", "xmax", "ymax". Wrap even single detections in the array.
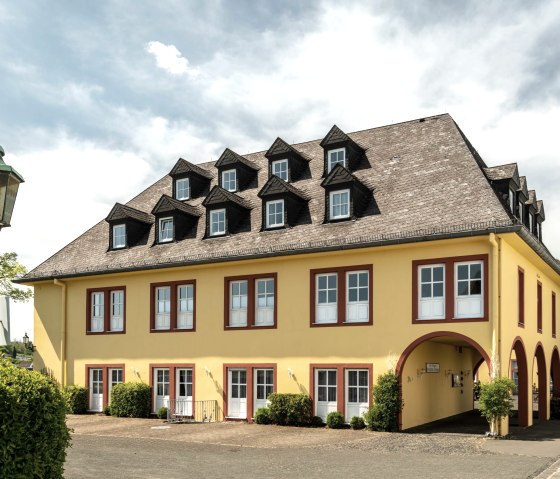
[
  {"xmin": 257, "ymin": 175, "xmax": 309, "ymax": 230},
  {"xmin": 517, "ymin": 176, "xmax": 529, "ymax": 223},
  {"xmin": 215, "ymin": 148, "xmax": 259, "ymax": 193},
  {"xmin": 169, "ymin": 158, "xmax": 213, "ymax": 201},
  {"xmin": 483, "ymin": 163, "xmax": 520, "ymax": 218},
  {"xmin": 536, "ymin": 200, "xmax": 545, "ymax": 242},
  {"xmin": 105, "ymin": 203, "xmax": 153, "ymax": 250},
  {"xmin": 320, "ymin": 164, "xmax": 371, "ymax": 223},
  {"xmin": 151, "ymin": 195, "xmax": 201, "ymax": 244},
  {"xmin": 320, "ymin": 125, "xmax": 367, "ymax": 177},
  {"xmin": 202, "ymin": 186, "xmax": 252, "ymax": 238},
  {"xmin": 264, "ymin": 137, "xmax": 310, "ymax": 183},
  {"xmin": 526, "ymin": 190, "xmax": 538, "ymax": 236}
]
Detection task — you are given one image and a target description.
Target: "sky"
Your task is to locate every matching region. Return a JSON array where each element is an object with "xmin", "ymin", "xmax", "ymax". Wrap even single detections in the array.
[{"xmin": 1, "ymin": 0, "xmax": 560, "ymax": 342}]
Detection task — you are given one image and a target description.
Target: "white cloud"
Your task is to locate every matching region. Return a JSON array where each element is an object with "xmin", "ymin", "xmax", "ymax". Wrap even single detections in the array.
[{"xmin": 145, "ymin": 41, "xmax": 200, "ymax": 77}]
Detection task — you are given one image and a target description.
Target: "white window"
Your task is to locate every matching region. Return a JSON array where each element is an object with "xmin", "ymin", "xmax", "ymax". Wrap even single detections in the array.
[
  {"xmin": 112, "ymin": 224, "xmax": 126, "ymax": 249},
  {"xmin": 345, "ymin": 369, "xmax": 369, "ymax": 422},
  {"xmin": 230, "ymin": 280, "xmax": 248, "ymax": 327},
  {"xmin": 529, "ymin": 213, "xmax": 534, "ymax": 234},
  {"xmin": 155, "ymin": 286, "xmax": 171, "ymax": 329},
  {"xmin": 266, "ymin": 200, "xmax": 284, "ymax": 228},
  {"xmin": 222, "ymin": 169, "xmax": 237, "ymax": 192},
  {"xmin": 316, "ymin": 273, "xmax": 337, "ymax": 323},
  {"xmin": 329, "ymin": 189, "xmax": 350, "ymax": 220},
  {"xmin": 176, "ymin": 178, "xmax": 190, "ymax": 200},
  {"xmin": 177, "ymin": 284, "xmax": 194, "ymax": 329},
  {"xmin": 455, "ymin": 261, "xmax": 483, "ymax": 318},
  {"xmin": 108, "ymin": 368, "xmax": 123, "ymax": 404},
  {"xmin": 327, "ymin": 148, "xmax": 346, "ymax": 173},
  {"xmin": 110, "ymin": 290, "xmax": 124, "ymax": 331},
  {"xmin": 158, "ymin": 217, "xmax": 173, "ymax": 243},
  {"xmin": 346, "ymin": 271, "xmax": 369, "ymax": 322},
  {"xmin": 315, "ymin": 369, "xmax": 337, "ymax": 420},
  {"xmin": 176, "ymin": 368, "xmax": 193, "ymax": 416},
  {"xmin": 418, "ymin": 265, "xmax": 445, "ymax": 320},
  {"xmin": 271, "ymin": 159, "xmax": 289, "ymax": 181},
  {"xmin": 254, "ymin": 368, "xmax": 274, "ymax": 412},
  {"xmin": 518, "ymin": 201, "xmax": 523, "ymax": 219},
  {"xmin": 91, "ymin": 292, "xmax": 104, "ymax": 332},
  {"xmin": 255, "ymin": 278, "xmax": 274, "ymax": 326},
  {"xmin": 210, "ymin": 209, "xmax": 226, "ymax": 236},
  {"xmin": 89, "ymin": 368, "xmax": 103, "ymax": 412},
  {"xmin": 509, "ymin": 189, "xmax": 515, "ymax": 212},
  {"xmin": 154, "ymin": 368, "xmax": 170, "ymax": 412}
]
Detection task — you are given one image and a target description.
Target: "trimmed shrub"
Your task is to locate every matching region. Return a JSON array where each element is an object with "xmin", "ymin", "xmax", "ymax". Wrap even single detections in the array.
[
  {"xmin": 365, "ymin": 371, "xmax": 402, "ymax": 432},
  {"xmin": 326, "ymin": 411, "xmax": 345, "ymax": 429},
  {"xmin": 551, "ymin": 397, "xmax": 560, "ymax": 420},
  {"xmin": 350, "ymin": 416, "xmax": 365, "ymax": 430},
  {"xmin": 157, "ymin": 407, "xmax": 168, "ymax": 420},
  {"xmin": 110, "ymin": 382, "xmax": 151, "ymax": 418},
  {"xmin": 63, "ymin": 385, "xmax": 88, "ymax": 414},
  {"xmin": 310, "ymin": 415, "xmax": 325, "ymax": 428},
  {"xmin": 267, "ymin": 393, "xmax": 312, "ymax": 426},
  {"xmin": 103, "ymin": 404, "xmax": 112, "ymax": 416},
  {"xmin": 478, "ymin": 378, "xmax": 515, "ymax": 435},
  {"xmin": 254, "ymin": 407, "xmax": 272, "ymax": 424},
  {"xmin": 0, "ymin": 358, "xmax": 71, "ymax": 478}
]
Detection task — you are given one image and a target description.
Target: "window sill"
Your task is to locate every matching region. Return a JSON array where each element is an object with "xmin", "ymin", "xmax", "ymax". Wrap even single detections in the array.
[
  {"xmin": 150, "ymin": 328, "xmax": 196, "ymax": 333},
  {"xmin": 86, "ymin": 330, "xmax": 126, "ymax": 335},
  {"xmin": 225, "ymin": 324, "xmax": 276, "ymax": 330},
  {"xmin": 311, "ymin": 321, "xmax": 372, "ymax": 327},
  {"xmin": 518, "ymin": 322, "xmax": 525, "ymax": 328}
]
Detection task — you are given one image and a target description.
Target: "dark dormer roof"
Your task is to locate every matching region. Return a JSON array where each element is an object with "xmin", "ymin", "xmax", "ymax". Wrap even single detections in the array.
[
  {"xmin": 518, "ymin": 176, "xmax": 529, "ymax": 198},
  {"xmin": 105, "ymin": 203, "xmax": 153, "ymax": 224},
  {"xmin": 321, "ymin": 163, "xmax": 369, "ymax": 191},
  {"xmin": 169, "ymin": 158, "xmax": 214, "ymax": 179},
  {"xmin": 484, "ymin": 163, "xmax": 519, "ymax": 186},
  {"xmin": 265, "ymin": 137, "xmax": 309, "ymax": 162},
  {"xmin": 537, "ymin": 200, "xmax": 545, "ymax": 220},
  {"xmin": 258, "ymin": 175, "xmax": 309, "ymax": 201},
  {"xmin": 320, "ymin": 125, "xmax": 351, "ymax": 147},
  {"xmin": 215, "ymin": 148, "xmax": 259, "ymax": 171},
  {"xmin": 527, "ymin": 190, "xmax": 536, "ymax": 207},
  {"xmin": 152, "ymin": 195, "xmax": 201, "ymax": 218},
  {"xmin": 202, "ymin": 185, "xmax": 252, "ymax": 210}
]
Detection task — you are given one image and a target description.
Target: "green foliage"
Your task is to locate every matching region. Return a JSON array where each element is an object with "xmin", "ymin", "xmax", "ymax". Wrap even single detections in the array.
[
  {"xmin": 326, "ymin": 411, "xmax": 345, "ymax": 429},
  {"xmin": 0, "ymin": 252, "xmax": 33, "ymax": 302},
  {"xmin": 103, "ymin": 404, "xmax": 112, "ymax": 416},
  {"xmin": 254, "ymin": 407, "xmax": 272, "ymax": 424},
  {"xmin": 478, "ymin": 377, "xmax": 515, "ymax": 434},
  {"xmin": 473, "ymin": 380, "xmax": 481, "ymax": 401},
  {"xmin": 310, "ymin": 416, "xmax": 325, "ymax": 428},
  {"xmin": 110, "ymin": 382, "xmax": 151, "ymax": 418},
  {"xmin": 267, "ymin": 393, "xmax": 312, "ymax": 426},
  {"xmin": 551, "ymin": 397, "xmax": 560, "ymax": 420},
  {"xmin": 0, "ymin": 358, "xmax": 71, "ymax": 478},
  {"xmin": 365, "ymin": 371, "xmax": 402, "ymax": 432},
  {"xmin": 63, "ymin": 385, "xmax": 88, "ymax": 414},
  {"xmin": 157, "ymin": 407, "xmax": 168, "ymax": 420},
  {"xmin": 350, "ymin": 416, "xmax": 366, "ymax": 430}
]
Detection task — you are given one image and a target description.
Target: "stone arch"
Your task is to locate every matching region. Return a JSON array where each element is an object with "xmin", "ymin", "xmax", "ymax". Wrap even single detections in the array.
[
  {"xmin": 533, "ymin": 342, "xmax": 548, "ymax": 421},
  {"xmin": 510, "ymin": 337, "xmax": 529, "ymax": 427}
]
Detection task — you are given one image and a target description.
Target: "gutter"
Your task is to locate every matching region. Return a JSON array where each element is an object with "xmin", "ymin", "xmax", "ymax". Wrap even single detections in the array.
[{"xmin": 53, "ymin": 279, "xmax": 67, "ymax": 387}]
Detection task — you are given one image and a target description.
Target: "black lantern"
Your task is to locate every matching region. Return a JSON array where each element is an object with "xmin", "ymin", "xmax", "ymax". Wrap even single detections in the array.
[
  {"xmin": 23, "ymin": 332, "xmax": 35, "ymax": 352},
  {"xmin": 0, "ymin": 145, "xmax": 24, "ymax": 229}
]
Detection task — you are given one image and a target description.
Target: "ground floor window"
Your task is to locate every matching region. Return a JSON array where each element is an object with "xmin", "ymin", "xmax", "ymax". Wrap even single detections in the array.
[
  {"xmin": 86, "ymin": 364, "xmax": 125, "ymax": 412},
  {"xmin": 150, "ymin": 364, "xmax": 195, "ymax": 414}
]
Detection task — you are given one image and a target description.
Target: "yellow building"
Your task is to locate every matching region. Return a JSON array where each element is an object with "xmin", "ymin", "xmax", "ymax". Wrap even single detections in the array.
[{"xmin": 19, "ymin": 114, "xmax": 560, "ymax": 432}]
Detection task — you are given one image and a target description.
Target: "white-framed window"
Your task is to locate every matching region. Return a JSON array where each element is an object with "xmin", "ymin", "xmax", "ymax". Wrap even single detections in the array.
[
  {"xmin": 266, "ymin": 200, "xmax": 284, "ymax": 228},
  {"xmin": 108, "ymin": 368, "xmax": 123, "ymax": 404},
  {"xmin": 176, "ymin": 178, "xmax": 190, "ymax": 200},
  {"xmin": 455, "ymin": 261, "xmax": 483, "ymax": 319},
  {"xmin": 346, "ymin": 271, "xmax": 369, "ymax": 322},
  {"xmin": 509, "ymin": 189, "xmax": 515, "ymax": 212},
  {"xmin": 254, "ymin": 368, "xmax": 274, "ymax": 412},
  {"xmin": 158, "ymin": 217, "xmax": 174, "ymax": 243},
  {"xmin": 155, "ymin": 286, "xmax": 171, "ymax": 329},
  {"xmin": 255, "ymin": 278, "xmax": 274, "ymax": 326},
  {"xmin": 345, "ymin": 369, "xmax": 369, "ymax": 422},
  {"xmin": 154, "ymin": 368, "xmax": 170, "ymax": 412},
  {"xmin": 316, "ymin": 273, "xmax": 338, "ymax": 323},
  {"xmin": 271, "ymin": 159, "xmax": 289, "ymax": 181},
  {"xmin": 91, "ymin": 292, "xmax": 104, "ymax": 332},
  {"xmin": 315, "ymin": 369, "xmax": 337, "ymax": 420},
  {"xmin": 177, "ymin": 284, "xmax": 194, "ymax": 329},
  {"xmin": 112, "ymin": 224, "xmax": 126, "ymax": 249},
  {"xmin": 110, "ymin": 290, "xmax": 124, "ymax": 331},
  {"xmin": 529, "ymin": 213, "xmax": 534, "ymax": 234},
  {"xmin": 329, "ymin": 189, "xmax": 350, "ymax": 220},
  {"xmin": 418, "ymin": 265, "xmax": 445, "ymax": 320},
  {"xmin": 210, "ymin": 209, "xmax": 226, "ymax": 236},
  {"xmin": 230, "ymin": 280, "xmax": 248, "ymax": 327},
  {"xmin": 222, "ymin": 169, "xmax": 237, "ymax": 192},
  {"xmin": 518, "ymin": 201, "xmax": 523, "ymax": 219},
  {"xmin": 327, "ymin": 148, "xmax": 346, "ymax": 173}
]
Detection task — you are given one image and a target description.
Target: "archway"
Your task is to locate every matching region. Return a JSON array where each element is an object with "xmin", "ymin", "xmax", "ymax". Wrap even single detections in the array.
[
  {"xmin": 533, "ymin": 343, "xmax": 548, "ymax": 421},
  {"xmin": 552, "ymin": 348, "xmax": 560, "ymax": 398},
  {"xmin": 510, "ymin": 338, "xmax": 529, "ymax": 427}
]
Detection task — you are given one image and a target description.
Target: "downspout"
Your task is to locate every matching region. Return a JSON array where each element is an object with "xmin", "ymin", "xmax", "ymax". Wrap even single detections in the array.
[
  {"xmin": 53, "ymin": 279, "xmax": 67, "ymax": 387},
  {"xmin": 489, "ymin": 233, "xmax": 501, "ymax": 378}
]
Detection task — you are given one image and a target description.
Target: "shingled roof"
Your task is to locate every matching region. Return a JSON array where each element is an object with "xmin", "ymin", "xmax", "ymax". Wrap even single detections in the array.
[{"xmin": 21, "ymin": 114, "xmax": 556, "ymax": 282}]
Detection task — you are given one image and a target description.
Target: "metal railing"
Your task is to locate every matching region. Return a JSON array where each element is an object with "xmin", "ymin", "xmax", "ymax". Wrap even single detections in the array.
[{"xmin": 167, "ymin": 399, "xmax": 219, "ymax": 423}]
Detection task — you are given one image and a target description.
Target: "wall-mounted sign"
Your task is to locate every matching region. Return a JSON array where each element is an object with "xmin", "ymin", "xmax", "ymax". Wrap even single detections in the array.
[
  {"xmin": 426, "ymin": 363, "xmax": 440, "ymax": 373},
  {"xmin": 452, "ymin": 374, "xmax": 461, "ymax": 388}
]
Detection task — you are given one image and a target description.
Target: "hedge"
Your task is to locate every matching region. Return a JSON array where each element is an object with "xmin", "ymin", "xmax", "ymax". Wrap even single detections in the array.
[
  {"xmin": 267, "ymin": 393, "xmax": 312, "ymax": 426},
  {"xmin": 326, "ymin": 411, "xmax": 345, "ymax": 429},
  {"xmin": 364, "ymin": 371, "xmax": 402, "ymax": 432},
  {"xmin": 63, "ymin": 385, "xmax": 88, "ymax": 414},
  {"xmin": 0, "ymin": 358, "xmax": 71, "ymax": 478},
  {"xmin": 110, "ymin": 382, "xmax": 151, "ymax": 418}
]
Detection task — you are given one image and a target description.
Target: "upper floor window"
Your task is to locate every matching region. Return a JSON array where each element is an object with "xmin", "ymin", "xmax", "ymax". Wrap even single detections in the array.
[
  {"xmin": 266, "ymin": 200, "xmax": 284, "ymax": 229},
  {"xmin": 87, "ymin": 287, "xmax": 126, "ymax": 334},
  {"xmin": 151, "ymin": 281, "xmax": 196, "ymax": 332},
  {"xmin": 225, "ymin": 274, "xmax": 277, "ymax": 329},
  {"xmin": 210, "ymin": 209, "xmax": 226, "ymax": 236},
  {"xmin": 418, "ymin": 265, "xmax": 445, "ymax": 320},
  {"xmin": 271, "ymin": 159, "xmax": 289, "ymax": 181},
  {"xmin": 327, "ymin": 148, "xmax": 346, "ymax": 173},
  {"xmin": 222, "ymin": 169, "xmax": 237, "ymax": 192},
  {"xmin": 158, "ymin": 217, "xmax": 174, "ymax": 243},
  {"xmin": 537, "ymin": 281, "xmax": 542, "ymax": 333},
  {"xmin": 518, "ymin": 267, "xmax": 525, "ymax": 327},
  {"xmin": 175, "ymin": 178, "xmax": 190, "ymax": 200},
  {"xmin": 112, "ymin": 224, "xmax": 126, "ymax": 249},
  {"xmin": 509, "ymin": 189, "xmax": 515, "ymax": 212},
  {"xmin": 552, "ymin": 292, "xmax": 556, "ymax": 339},
  {"xmin": 329, "ymin": 190, "xmax": 350, "ymax": 220},
  {"xmin": 455, "ymin": 261, "xmax": 483, "ymax": 319}
]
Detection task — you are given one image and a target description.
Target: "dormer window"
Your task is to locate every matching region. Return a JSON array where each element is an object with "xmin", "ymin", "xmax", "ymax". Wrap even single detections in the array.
[
  {"xmin": 329, "ymin": 190, "xmax": 350, "ymax": 220},
  {"xmin": 265, "ymin": 138, "xmax": 310, "ymax": 183},
  {"xmin": 518, "ymin": 201, "xmax": 523, "ymax": 219},
  {"xmin": 222, "ymin": 169, "xmax": 237, "ymax": 192},
  {"xmin": 215, "ymin": 148, "xmax": 259, "ymax": 193},
  {"xmin": 210, "ymin": 209, "xmax": 226, "ymax": 236},
  {"xmin": 508, "ymin": 189, "xmax": 515, "ymax": 212},
  {"xmin": 327, "ymin": 148, "xmax": 346, "ymax": 173},
  {"xmin": 271, "ymin": 159, "xmax": 289, "ymax": 181},
  {"xmin": 158, "ymin": 217, "xmax": 174, "ymax": 243},
  {"xmin": 112, "ymin": 224, "xmax": 126, "ymax": 249},
  {"xmin": 175, "ymin": 178, "xmax": 190, "ymax": 200},
  {"xmin": 266, "ymin": 200, "xmax": 285, "ymax": 228},
  {"xmin": 320, "ymin": 125, "xmax": 367, "ymax": 177},
  {"xmin": 529, "ymin": 213, "xmax": 534, "ymax": 234}
]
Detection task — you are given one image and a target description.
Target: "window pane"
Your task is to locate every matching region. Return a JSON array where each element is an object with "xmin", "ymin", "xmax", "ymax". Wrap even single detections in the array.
[
  {"xmin": 470, "ymin": 263, "xmax": 482, "ymax": 279},
  {"xmin": 359, "ymin": 371, "xmax": 368, "ymax": 386},
  {"xmin": 433, "ymin": 267, "xmax": 444, "ymax": 282},
  {"xmin": 318, "ymin": 387, "xmax": 326, "ymax": 402},
  {"xmin": 348, "ymin": 274, "xmax": 357, "ymax": 288},
  {"xmin": 358, "ymin": 288, "xmax": 368, "ymax": 301},
  {"xmin": 359, "ymin": 273, "xmax": 368, "ymax": 286},
  {"xmin": 328, "ymin": 275, "xmax": 337, "ymax": 289},
  {"xmin": 458, "ymin": 281, "xmax": 469, "ymax": 296},
  {"xmin": 421, "ymin": 267, "xmax": 431, "ymax": 283},
  {"xmin": 318, "ymin": 276, "xmax": 327, "ymax": 290},
  {"xmin": 266, "ymin": 370, "xmax": 273, "ymax": 383},
  {"xmin": 327, "ymin": 290, "xmax": 336, "ymax": 303},
  {"xmin": 328, "ymin": 387, "xmax": 337, "ymax": 402},
  {"xmin": 348, "ymin": 388, "xmax": 358, "ymax": 402},
  {"xmin": 433, "ymin": 283, "xmax": 444, "ymax": 297},
  {"xmin": 349, "ymin": 289, "xmax": 357, "ymax": 302},
  {"xmin": 421, "ymin": 284, "xmax": 431, "ymax": 298},
  {"xmin": 328, "ymin": 371, "xmax": 337, "ymax": 385},
  {"xmin": 458, "ymin": 265, "xmax": 468, "ymax": 280},
  {"xmin": 359, "ymin": 389, "xmax": 368, "ymax": 403},
  {"xmin": 318, "ymin": 291, "xmax": 327, "ymax": 303},
  {"xmin": 318, "ymin": 371, "xmax": 326, "ymax": 385},
  {"xmin": 470, "ymin": 280, "xmax": 482, "ymax": 295},
  {"xmin": 348, "ymin": 371, "xmax": 357, "ymax": 386}
]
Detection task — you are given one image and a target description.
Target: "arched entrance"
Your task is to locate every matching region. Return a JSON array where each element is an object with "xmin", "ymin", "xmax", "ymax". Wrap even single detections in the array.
[
  {"xmin": 396, "ymin": 331, "xmax": 491, "ymax": 431},
  {"xmin": 534, "ymin": 343, "xmax": 548, "ymax": 421},
  {"xmin": 510, "ymin": 338, "xmax": 529, "ymax": 427},
  {"xmin": 552, "ymin": 348, "xmax": 560, "ymax": 398}
]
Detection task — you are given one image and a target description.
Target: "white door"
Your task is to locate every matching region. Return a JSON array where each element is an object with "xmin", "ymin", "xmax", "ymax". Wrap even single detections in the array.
[
  {"xmin": 315, "ymin": 369, "xmax": 337, "ymax": 421},
  {"xmin": 108, "ymin": 368, "xmax": 123, "ymax": 405},
  {"xmin": 345, "ymin": 369, "xmax": 369, "ymax": 422},
  {"xmin": 228, "ymin": 369, "xmax": 247, "ymax": 419},
  {"xmin": 176, "ymin": 368, "xmax": 193, "ymax": 416},
  {"xmin": 89, "ymin": 368, "xmax": 103, "ymax": 412},
  {"xmin": 154, "ymin": 368, "xmax": 170, "ymax": 412},
  {"xmin": 254, "ymin": 368, "xmax": 273, "ymax": 412}
]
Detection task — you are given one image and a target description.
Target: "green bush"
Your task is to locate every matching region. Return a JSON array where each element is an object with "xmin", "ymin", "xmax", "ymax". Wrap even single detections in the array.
[
  {"xmin": 103, "ymin": 404, "xmax": 112, "ymax": 416},
  {"xmin": 110, "ymin": 382, "xmax": 151, "ymax": 418},
  {"xmin": 0, "ymin": 358, "xmax": 71, "ymax": 478},
  {"xmin": 365, "ymin": 371, "xmax": 402, "ymax": 432},
  {"xmin": 267, "ymin": 393, "xmax": 312, "ymax": 426},
  {"xmin": 350, "ymin": 416, "xmax": 365, "ymax": 430},
  {"xmin": 157, "ymin": 407, "xmax": 168, "ymax": 420},
  {"xmin": 254, "ymin": 407, "xmax": 272, "ymax": 424},
  {"xmin": 310, "ymin": 415, "xmax": 324, "ymax": 428},
  {"xmin": 478, "ymin": 377, "xmax": 515, "ymax": 435},
  {"xmin": 63, "ymin": 385, "xmax": 88, "ymax": 414},
  {"xmin": 551, "ymin": 397, "xmax": 560, "ymax": 420},
  {"xmin": 326, "ymin": 411, "xmax": 345, "ymax": 429}
]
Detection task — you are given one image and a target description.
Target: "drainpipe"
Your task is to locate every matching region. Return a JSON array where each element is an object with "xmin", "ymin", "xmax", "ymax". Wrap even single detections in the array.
[
  {"xmin": 489, "ymin": 233, "xmax": 501, "ymax": 378},
  {"xmin": 53, "ymin": 279, "xmax": 67, "ymax": 387}
]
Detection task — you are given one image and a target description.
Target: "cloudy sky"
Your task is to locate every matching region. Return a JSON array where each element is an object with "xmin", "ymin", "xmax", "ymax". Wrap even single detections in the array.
[{"xmin": 1, "ymin": 0, "xmax": 560, "ymax": 342}]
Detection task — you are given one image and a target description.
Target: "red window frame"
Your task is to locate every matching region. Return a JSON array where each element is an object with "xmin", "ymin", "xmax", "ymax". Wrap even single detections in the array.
[
  {"xmin": 149, "ymin": 363, "xmax": 196, "ymax": 414},
  {"xmin": 518, "ymin": 267, "xmax": 525, "ymax": 327},
  {"xmin": 86, "ymin": 287, "xmax": 126, "ymax": 335},
  {"xmin": 553, "ymin": 292, "xmax": 557, "ymax": 338},
  {"xmin": 150, "ymin": 280, "xmax": 196, "ymax": 333},
  {"xmin": 85, "ymin": 363, "xmax": 125, "ymax": 410},
  {"xmin": 537, "ymin": 281, "xmax": 542, "ymax": 333}
]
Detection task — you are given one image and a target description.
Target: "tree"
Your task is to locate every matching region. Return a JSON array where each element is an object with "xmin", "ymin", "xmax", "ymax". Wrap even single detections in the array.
[
  {"xmin": 0, "ymin": 252, "xmax": 32, "ymax": 302},
  {"xmin": 478, "ymin": 377, "xmax": 516, "ymax": 436}
]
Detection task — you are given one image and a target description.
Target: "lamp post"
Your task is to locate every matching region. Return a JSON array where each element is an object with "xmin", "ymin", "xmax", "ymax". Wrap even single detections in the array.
[
  {"xmin": 23, "ymin": 332, "xmax": 35, "ymax": 352},
  {"xmin": 0, "ymin": 145, "xmax": 25, "ymax": 230}
]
